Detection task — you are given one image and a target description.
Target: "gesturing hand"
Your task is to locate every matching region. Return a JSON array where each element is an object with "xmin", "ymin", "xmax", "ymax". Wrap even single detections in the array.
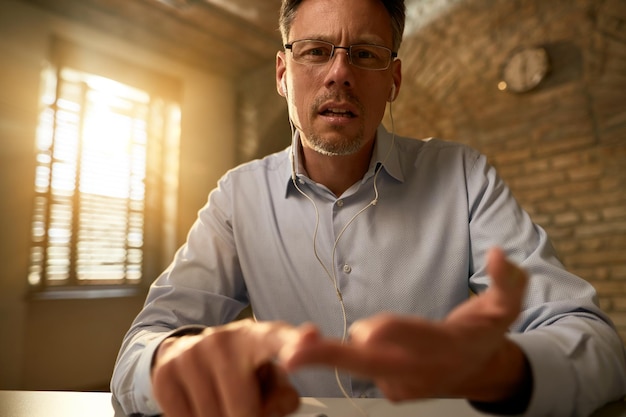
[
  {"xmin": 152, "ymin": 319, "xmax": 317, "ymax": 417},
  {"xmin": 279, "ymin": 247, "xmax": 530, "ymax": 404}
]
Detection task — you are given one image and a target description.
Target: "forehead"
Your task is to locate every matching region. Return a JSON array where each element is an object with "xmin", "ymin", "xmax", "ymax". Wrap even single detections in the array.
[{"xmin": 290, "ymin": 0, "xmax": 393, "ymax": 46}]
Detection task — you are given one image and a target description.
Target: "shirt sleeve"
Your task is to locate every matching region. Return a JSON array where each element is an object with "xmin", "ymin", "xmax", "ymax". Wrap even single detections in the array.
[
  {"xmin": 465, "ymin": 150, "xmax": 626, "ymax": 416},
  {"xmin": 110, "ymin": 174, "xmax": 248, "ymax": 416}
]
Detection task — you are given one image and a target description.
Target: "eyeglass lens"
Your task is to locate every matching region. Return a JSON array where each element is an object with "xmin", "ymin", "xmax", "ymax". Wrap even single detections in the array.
[{"xmin": 289, "ymin": 40, "xmax": 393, "ymax": 70}]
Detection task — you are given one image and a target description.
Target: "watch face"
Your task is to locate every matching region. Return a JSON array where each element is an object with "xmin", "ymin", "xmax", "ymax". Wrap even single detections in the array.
[{"xmin": 502, "ymin": 47, "xmax": 550, "ymax": 93}]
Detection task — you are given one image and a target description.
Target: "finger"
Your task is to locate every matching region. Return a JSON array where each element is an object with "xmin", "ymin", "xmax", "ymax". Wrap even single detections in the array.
[
  {"xmin": 185, "ymin": 359, "xmax": 224, "ymax": 417},
  {"xmin": 281, "ymin": 337, "xmax": 409, "ymax": 378},
  {"xmin": 203, "ymin": 326, "xmax": 265, "ymax": 417},
  {"xmin": 213, "ymin": 366, "xmax": 259, "ymax": 417},
  {"xmin": 274, "ymin": 322, "xmax": 323, "ymax": 367},
  {"xmin": 254, "ymin": 322, "xmax": 321, "ymax": 364},
  {"xmin": 281, "ymin": 315, "xmax": 448, "ymax": 376},
  {"xmin": 154, "ymin": 354, "xmax": 220, "ymax": 417},
  {"xmin": 258, "ymin": 362, "xmax": 300, "ymax": 417},
  {"xmin": 257, "ymin": 361, "xmax": 278, "ymax": 400},
  {"xmin": 484, "ymin": 247, "xmax": 527, "ymax": 317},
  {"xmin": 210, "ymin": 321, "xmax": 315, "ymax": 417},
  {"xmin": 153, "ymin": 373, "xmax": 194, "ymax": 417}
]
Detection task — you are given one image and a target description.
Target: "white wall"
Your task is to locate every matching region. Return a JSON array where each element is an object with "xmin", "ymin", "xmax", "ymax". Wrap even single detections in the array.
[{"xmin": 0, "ymin": 0, "xmax": 236, "ymax": 390}]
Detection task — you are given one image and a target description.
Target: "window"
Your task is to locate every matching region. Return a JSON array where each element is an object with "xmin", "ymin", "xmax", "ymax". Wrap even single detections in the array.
[{"xmin": 28, "ymin": 40, "xmax": 181, "ymax": 295}]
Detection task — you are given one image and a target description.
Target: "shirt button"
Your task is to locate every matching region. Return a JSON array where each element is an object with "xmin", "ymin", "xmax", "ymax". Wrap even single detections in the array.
[
  {"xmin": 336, "ymin": 199, "xmax": 344, "ymax": 207},
  {"xmin": 343, "ymin": 264, "xmax": 352, "ymax": 273},
  {"xmin": 298, "ymin": 179, "xmax": 305, "ymax": 184}
]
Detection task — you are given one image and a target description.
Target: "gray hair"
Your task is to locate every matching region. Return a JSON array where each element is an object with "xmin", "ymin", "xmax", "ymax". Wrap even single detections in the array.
[{"xmin": 279, "ymin": 0, "xmax": 406, "ymax": 52}]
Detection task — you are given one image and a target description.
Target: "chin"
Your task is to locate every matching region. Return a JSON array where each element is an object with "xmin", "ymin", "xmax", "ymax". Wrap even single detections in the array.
[
  {"xmin": 306, "ymin": 127, "xmax": 365, "ymax": 156},
  {"xmin": 310, "ymin": 140, "xmax": 364, "ymax": 156}
]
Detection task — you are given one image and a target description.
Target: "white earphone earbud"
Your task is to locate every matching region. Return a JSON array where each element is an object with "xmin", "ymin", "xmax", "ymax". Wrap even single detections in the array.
[
  {"xmin": 388, "ymin": 84, "xmax": 396, "ymax": 102},
  {"xmin": 281, "ymin": 77, "xmax": 288, "ymax": 98}
]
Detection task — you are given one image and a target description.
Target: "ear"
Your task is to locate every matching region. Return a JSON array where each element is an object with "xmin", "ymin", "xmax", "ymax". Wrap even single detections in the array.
[
  {"xmin": 276, "ymin": 51, "xmax": 287, "ymax": 98},
  {"xmin": 388, "ymin": 84, "xmax": 396, "ymax": 102},
  {"xmin": 281, "ymin": 77, "xmax": 288, "ymax": 97},
  {"xmin": 388, "ymin": 58, "xmax": 402, "ymax": 102}
]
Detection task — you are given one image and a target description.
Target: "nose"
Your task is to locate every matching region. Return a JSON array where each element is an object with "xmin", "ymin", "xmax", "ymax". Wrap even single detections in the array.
[
  {"xmin": 325, "ymin": 46, "xmax": 355, "ymax": 88},
  {"xmin": 332, "ymin": 46, "xmax": 351, "ymax": 63}
]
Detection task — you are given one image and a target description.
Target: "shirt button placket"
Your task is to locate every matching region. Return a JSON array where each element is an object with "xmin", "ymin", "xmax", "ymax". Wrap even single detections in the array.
[{"xmin": 334, "ymin": 199, "xmax": 351, "ymax": 279}]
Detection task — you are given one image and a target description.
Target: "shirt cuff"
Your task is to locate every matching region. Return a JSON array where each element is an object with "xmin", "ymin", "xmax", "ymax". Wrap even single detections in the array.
[
  {"xmin": 506, "ymin": 331, "xmax": 577, "ymax": 417},
  {"xmin": 133, "ymin": 325, "xmax": 207, "ymax": 415}
]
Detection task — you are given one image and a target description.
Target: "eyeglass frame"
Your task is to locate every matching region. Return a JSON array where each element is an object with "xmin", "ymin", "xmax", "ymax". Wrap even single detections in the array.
[{"xmin": 284, "ymin": 39, "xmax": 398, "ymax": 71}]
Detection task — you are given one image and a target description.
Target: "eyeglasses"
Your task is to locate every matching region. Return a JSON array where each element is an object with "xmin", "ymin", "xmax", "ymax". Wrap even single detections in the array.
[{"xmin": 284, "ymin": 39, "xmax": 397, "ymax": 71}]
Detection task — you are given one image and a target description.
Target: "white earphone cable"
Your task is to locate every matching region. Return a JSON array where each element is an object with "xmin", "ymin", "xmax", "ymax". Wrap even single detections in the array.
[{"xmin": 288, "ymin": 92, "xmax": 396, "ymax": 417}]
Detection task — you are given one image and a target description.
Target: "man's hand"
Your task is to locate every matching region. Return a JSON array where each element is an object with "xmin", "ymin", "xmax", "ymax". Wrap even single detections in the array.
[
  {"xmin": 152, "ymin": 319, "xmax": 317, "ymax": 417},
  {"xmin": 279, "ymin": 247, "xmax": 531, "ymax": 404}
]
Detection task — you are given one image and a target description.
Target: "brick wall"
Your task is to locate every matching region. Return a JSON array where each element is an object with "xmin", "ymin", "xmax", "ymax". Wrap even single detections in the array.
[{"xmin": 389, "ymin": 0, "xmax": 626, "ymax": 340}]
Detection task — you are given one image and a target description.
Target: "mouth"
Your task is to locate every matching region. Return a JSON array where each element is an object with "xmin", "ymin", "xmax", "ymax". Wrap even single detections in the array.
[{"xmin": 320, "ymin": 107, "xmax": 356, "ymax": 118}]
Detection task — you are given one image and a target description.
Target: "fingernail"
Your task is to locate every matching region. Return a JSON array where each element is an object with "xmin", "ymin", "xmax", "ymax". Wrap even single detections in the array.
[{"xmin": 348, "ymin": 320, "xmax": 362, "ymax": 334}]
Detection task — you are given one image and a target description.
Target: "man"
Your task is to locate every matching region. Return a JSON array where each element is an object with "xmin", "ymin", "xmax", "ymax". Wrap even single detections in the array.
[{"xmin": 111, "ymin": 0, "xmax": 626, "ymax": 416}]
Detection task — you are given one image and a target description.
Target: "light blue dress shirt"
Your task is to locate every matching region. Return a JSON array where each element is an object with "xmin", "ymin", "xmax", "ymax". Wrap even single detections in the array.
[{"xmin": 112, "ymin": 125, "xmax": 626, "ymax": 416}]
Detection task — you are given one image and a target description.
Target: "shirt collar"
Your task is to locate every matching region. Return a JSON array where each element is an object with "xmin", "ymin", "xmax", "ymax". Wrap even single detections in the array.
[
  {"xmin": 369, "ymin": 124, "xmax": 404, "ymax": 183},
  {"xmin": 284, "ymin": 124, "xmax": 405, "ymax": 196}
]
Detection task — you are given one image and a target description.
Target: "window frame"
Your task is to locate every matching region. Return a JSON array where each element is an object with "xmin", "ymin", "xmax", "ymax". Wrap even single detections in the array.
[{"xmin": 28, "ymin": 38, "xmax": 182, "ymax": 299}]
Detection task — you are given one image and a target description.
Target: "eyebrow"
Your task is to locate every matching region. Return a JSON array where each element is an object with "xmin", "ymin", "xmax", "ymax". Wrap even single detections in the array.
[{"xmin": 293, "ymin": 34, "xmax": 389, "ymax": 47}]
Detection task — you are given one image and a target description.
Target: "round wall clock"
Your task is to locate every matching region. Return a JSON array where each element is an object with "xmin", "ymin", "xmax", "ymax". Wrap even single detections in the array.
[{"xmin": 501, "ymin": 47, "xmax": 550, "ymax": 93}]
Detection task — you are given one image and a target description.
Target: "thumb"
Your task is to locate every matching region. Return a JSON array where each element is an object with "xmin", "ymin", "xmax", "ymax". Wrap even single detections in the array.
[{"xmin": 485, "ymin": 247, "xmax": 528, "ymax": 319}]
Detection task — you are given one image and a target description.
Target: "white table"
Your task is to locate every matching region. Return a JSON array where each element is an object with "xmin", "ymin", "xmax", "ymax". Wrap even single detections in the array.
[{"xmin": 0, "ymin": 390, "xmax": 624, "ymax": 416}]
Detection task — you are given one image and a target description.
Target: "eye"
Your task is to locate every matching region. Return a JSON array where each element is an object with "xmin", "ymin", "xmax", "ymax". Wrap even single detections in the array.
[
  {"xmin": 353, "ymin": 48, "xmax": 376, "ymax": 59},
  {"xmin": 307, "ymin": 47, "xmax": 326, "ymax": 56},
  {"xmin": 305, "ymin": 44, "xmax": 332, "ymax": 57},
  {"xmin": 352, "ymin": 46, "xmax": 381, "ymax": 61}
]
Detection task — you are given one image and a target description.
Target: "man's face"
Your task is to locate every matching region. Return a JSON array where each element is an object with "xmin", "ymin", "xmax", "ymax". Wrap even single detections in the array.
[{"xmin": 277, "ymin": 0, "xmax": 401, "ymax": 156}]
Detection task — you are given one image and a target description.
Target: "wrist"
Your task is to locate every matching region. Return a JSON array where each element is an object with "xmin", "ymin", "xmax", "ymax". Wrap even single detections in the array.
[
  {"xmin": 151, "ymin": 325, "xmax": 206, "ymax": 370},
  {"xmin": 467, "ymin": 339, "xmax": 533, "ymax": 414}
]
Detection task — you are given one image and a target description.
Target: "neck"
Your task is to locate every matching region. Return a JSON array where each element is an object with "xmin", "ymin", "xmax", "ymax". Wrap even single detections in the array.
[{"xmin": 300, "ymin": 139, "xmax": 375, "ymax": 197}]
